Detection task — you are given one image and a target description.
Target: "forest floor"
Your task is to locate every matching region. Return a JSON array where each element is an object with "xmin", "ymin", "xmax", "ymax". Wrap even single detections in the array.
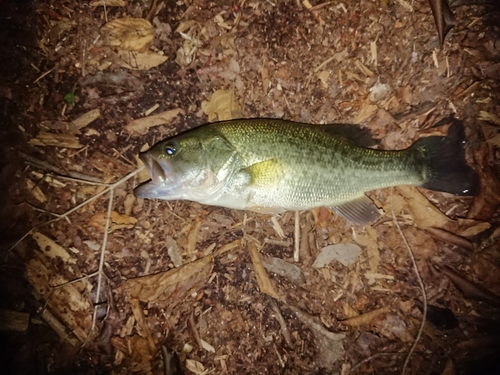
[{"xmin": 0, "ymin": 0, "xmax": 500, "ymax": 374}]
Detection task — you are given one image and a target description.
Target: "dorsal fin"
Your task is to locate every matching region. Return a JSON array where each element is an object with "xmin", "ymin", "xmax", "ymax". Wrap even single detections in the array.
[{"xmin": 319, "ymin": 124, "xmax": 378, "ymax": 147}]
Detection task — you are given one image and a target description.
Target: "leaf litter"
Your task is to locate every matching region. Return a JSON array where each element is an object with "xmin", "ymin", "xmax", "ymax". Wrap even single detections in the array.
[{"xmin": 1, "ymin": 0, "xmax": 500, "ymax": 374}]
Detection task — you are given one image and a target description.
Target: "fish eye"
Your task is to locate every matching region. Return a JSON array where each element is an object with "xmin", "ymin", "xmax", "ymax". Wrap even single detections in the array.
[{"xmin": 164, "ymin": 143, "xmax": 176, "ymax": 156}]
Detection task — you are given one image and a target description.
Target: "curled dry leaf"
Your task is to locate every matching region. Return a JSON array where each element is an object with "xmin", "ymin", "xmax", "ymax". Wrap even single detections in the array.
[
  {"xmin": 312, "ymin": 243, "xmax": 362, "ymax": 268},
  {"xmin": 166, "ymin": 235, "xmax": 183, "ymax": 267},
  {"xmin": 261, "ymin": 256, "xmax": 306, "ymax": 286},
  {"xmin": 26, "ymin": 179, "xmax": 47, "ymax": 203},
  {"xmin": 248, "ymin": 242, "xmax": 280, "ymax": 299},
  {"xmin": 110, "ymin": 335, "xmax": 155, "ymax": 373},
  {"xmin": 186, "ymin": 217, "xmax": 203, "ymax": 258},
  {"xmin": 353, "ymin": 99, "xmax": 378, "ymax": 124},
  {"xmin": 397, "ymin": 185, "xmax": 452, "ymax": 228},
  {"xmin": 125, "ymin": 108, "xmax": 185, "ymax": 135},
  {"xmin": 201, "ymin": 89, "xmax": 242, "ymax": 122},
  {"xmin": 129, "ymin": 299, "xmax": 156, "ymax": 354},
  {"xmin": 441, "ymin": 266, "xmax": 500, "ymax": 306},
  {"xmin": 31, "ymin": 232, "xmax": 76, "ymax": 264},
  {"xmin": 342, "ymin": 305, "xmax": 390, "ymax": 327},
  {"xmin": 100, "ymin": 18, "xmax": 154, "ymax": 51},
  {"xmin": 88, "ymin": 211, "xmax": 138, "ymax": 232},
  {"xmin": 424, "ymin": 227, "xmax": 474, "ymax": 251},
  {"xmin": 26, "ymin": 235, "xmax": 91, "ymax": 343},
  {"xmin": 185, "ymin": 359, "xmax": 207, "ymax": 375},
  {"xmin": 120, "ymin": 255, "xmax": 214, "ymax": 304},
  {"xmin": 375, "ymin": 313, "xmax": 414, "ymax": 342},
  {"xmin": 68, "ymin": 108, "xmax": 101, "ymax": 134},
  {"xmin": 117, "ymin": 50, "xmax": 168, "ymax": 71}
]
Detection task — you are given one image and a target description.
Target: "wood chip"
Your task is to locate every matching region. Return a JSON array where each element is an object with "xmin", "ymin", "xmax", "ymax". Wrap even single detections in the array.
[
  {"xmin": 125, "ymin": 108, "xmax": 185, "ymax": 134},
  {"xmin": 68, "ymin": 108, "xmax": 101, "ymax": 134},
  {"xmin": 29, "ymin": 131, "xmax": 83, "ymax": 148},
  {"xmin": 248, "ymin": 242, "xmax": 280, "ymax": 299}
]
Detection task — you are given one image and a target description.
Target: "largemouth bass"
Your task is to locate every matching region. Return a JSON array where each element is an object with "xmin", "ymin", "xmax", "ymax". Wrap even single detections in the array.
[{"xmin": 134, "ymin": 117, "xmax": 479, "ymax": 224}]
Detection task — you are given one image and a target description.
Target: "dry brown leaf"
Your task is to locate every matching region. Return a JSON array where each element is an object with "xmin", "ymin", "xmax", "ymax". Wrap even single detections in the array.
[
  {"xmin": 248, "ymin": 242, "xmax": 280, "ymax": 299},
  {"xmin": 31, "ymin": 232, "xmax": 76, "ymax": 264},
  {"xmin": 117, "ymin": 50, "xmax": 168, "ymax": 70},
  {"xmin": 478, "ymin": 110, "xmax": 500, "ymax": 126},
  {"xmin": 342, "ymin": 305, "xmax": 390, "ymax": 327},
  {"xmin": 186, "ymin": 217, "xmax": 203, "ymax": 258},
  {"xmin": 376, "ymin": 313, "xmax": 414, "ymax": 342},
  {"xmin": 201, "ymin": 89, "xmax": 242, "ymax": 122},
  {"xmin": 26, "ymin": 179, "xmax": 47, "ymax": 203},
  {"xmin": 215, "ymin": 239, "xmax": 241, "ymax": 256},
  {"xmin": 353, "ymin": 100, "xmax": 378, "ymax": 124},
  {"xmin": 29, "ymin": 131, "xmax": 83, "ymax": 148},
  {"xmin": 125, "ymin": 108, "xmax": 185, "ymax": 134},
  {"xmin": 120, "ymin": 255, "xmax": 214, "ymax": 303},
  {"xmin": 186, "ymin": 359, "xmax": 207, "ymax": 375},
  {"xmin": 424, "ymin": 227, "xmax": 474, "ymax": 251},
  {"xmin": 342, "ymin": 302, "xmax": 359, "ymax": 319},
  {"xmin": 123, "ymin": 193, "xmax": 136, "ymax": 216},
  {"xmin": 88, "ymin": 211, "xmax": 138, "ymax": 232},
  {"xmin": 68, "ymin": 109, "xmax": 101, "ymax": 134},
  {"xmin": 130, "ymin": 299, "xmax": 157, "ymax": 354},
  {"xmin": 486, "ymin": 133, "xmax": 500, "ymax": 147},
  {"xmin": 25, "ymin": 256, "xmax": 91, "ymax": 342},
  {"xmin": 100, "ymin": 18, "xmax": 154, "ymax": 51},
  {"xmin": 114, "ymin": 335, "xmax": 155, "ymax": 373},
  {"xmin": 458, "ymin": 220, "xmax": 491, "ymax": 237},
  {"xmin": 398, "ymin": 185, "xmax": 452, "ymax": 228}
]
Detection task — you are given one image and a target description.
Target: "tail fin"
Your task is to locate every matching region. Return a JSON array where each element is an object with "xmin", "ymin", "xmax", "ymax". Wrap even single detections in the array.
[{"xmin": 411, "ymin": 118, "xmax": 480, "ymax": 196}]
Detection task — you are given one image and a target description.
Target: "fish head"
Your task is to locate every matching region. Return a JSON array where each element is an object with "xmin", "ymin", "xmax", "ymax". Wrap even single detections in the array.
[{"xmin": 134, "ymin": 129, "xmax": 238, "ymax": 201}]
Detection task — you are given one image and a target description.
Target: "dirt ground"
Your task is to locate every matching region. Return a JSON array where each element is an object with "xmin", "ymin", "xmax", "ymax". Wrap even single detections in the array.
[{"xmin": 1, "ymin": 0, "xmax": 500, "ymax": 374}]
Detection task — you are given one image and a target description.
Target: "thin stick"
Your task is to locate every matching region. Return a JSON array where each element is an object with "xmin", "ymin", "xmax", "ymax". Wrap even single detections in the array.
[
  {"xmin": 84, "ymin": 188, "xmax": 114, "ymax": 344},
  {"xmin": 351, "ymin": 352, "xmax": 406, "ymax": 372},
  {"xmin": 95, "ymin": 188, "xmax": 114, "ymax": 306},
  {"xmin": 20, "ymin": 152, "xmax": 103, "ymax": 183},
  {"xmin": 294, "ymin": 210, "xmax": 300, "ymax": 262},
  {"xmin": 7, "ymin": 167, "xmax": 145, "ymax": 253},
  {"xmin": 390, "ymin": 190, "xmax": 427, "ymax": 375}
]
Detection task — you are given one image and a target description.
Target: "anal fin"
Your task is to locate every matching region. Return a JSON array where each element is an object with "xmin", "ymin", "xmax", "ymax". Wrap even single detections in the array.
[{"xmin": 330, "ymin": 195, "xmax": 381, "ymax": 225}]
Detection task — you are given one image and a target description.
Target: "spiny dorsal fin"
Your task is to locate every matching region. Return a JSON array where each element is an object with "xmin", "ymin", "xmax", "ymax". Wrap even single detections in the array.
[
  {"xmin": 319, "ymin": 124, "xmax": 378, "ymax": 148},
  {"xmin": 330, "ymin": 195, "xmax": 381, "ymax": 225}
]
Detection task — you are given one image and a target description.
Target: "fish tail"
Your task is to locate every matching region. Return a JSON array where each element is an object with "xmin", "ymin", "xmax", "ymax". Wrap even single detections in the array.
[{"xmin": 411, "ymin": 118, "xmax": 480, "ymax": 196}]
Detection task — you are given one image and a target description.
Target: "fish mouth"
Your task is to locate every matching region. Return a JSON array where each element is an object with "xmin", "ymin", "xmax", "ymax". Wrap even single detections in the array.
[
  {"xmin": 134, "ymin": 152, "xmax": 176, "ymax": 199},
  {"xmin": 139, "ymin": 152, "xmax": 172, "ymax": 185}
]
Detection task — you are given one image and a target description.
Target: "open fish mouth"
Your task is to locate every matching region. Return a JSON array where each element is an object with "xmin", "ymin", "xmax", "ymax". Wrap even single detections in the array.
[
  {"xmin": 134, "ymin": 152, "xmax": 177, "ymax": 199},
  {"xmin": 139, "ymin": 152, "xmax": 172, "ymax": 185}
]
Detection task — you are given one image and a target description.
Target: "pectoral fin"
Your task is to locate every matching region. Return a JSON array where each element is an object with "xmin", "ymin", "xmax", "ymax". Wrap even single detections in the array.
[
  {"xmin": 243, "ymin": 159, "xmax": 286, "ymax": 188},
  {"xmin": 330, "ymin": 195, "xmax": 381, "ymax": 225}
]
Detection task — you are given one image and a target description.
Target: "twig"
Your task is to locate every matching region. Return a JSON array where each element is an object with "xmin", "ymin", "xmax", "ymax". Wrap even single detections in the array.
[
  {"xmin": 351, "ymin": 353, "xmax": 406, "ymax": 372},
  {"xmin": 33, "ymin": 67, "xmax": 55, "ymax": 84},
  {"xmin": 20, "ymin": 152, "xmax": 103, "ymax": 183},
  {"xmin": 85, "ymin": 188, "xmax": 114, "ymax": 345},
  {"xmin": 96, "ymin": 188, "xmax": 114, "ymax": 307},
  {"xmin": 390, "ymin": 189, "xmax": 427, "ymax": 375},
  {"xmin": 294, "ymin": 211, "xmax": 300, "ymax": 262}
]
